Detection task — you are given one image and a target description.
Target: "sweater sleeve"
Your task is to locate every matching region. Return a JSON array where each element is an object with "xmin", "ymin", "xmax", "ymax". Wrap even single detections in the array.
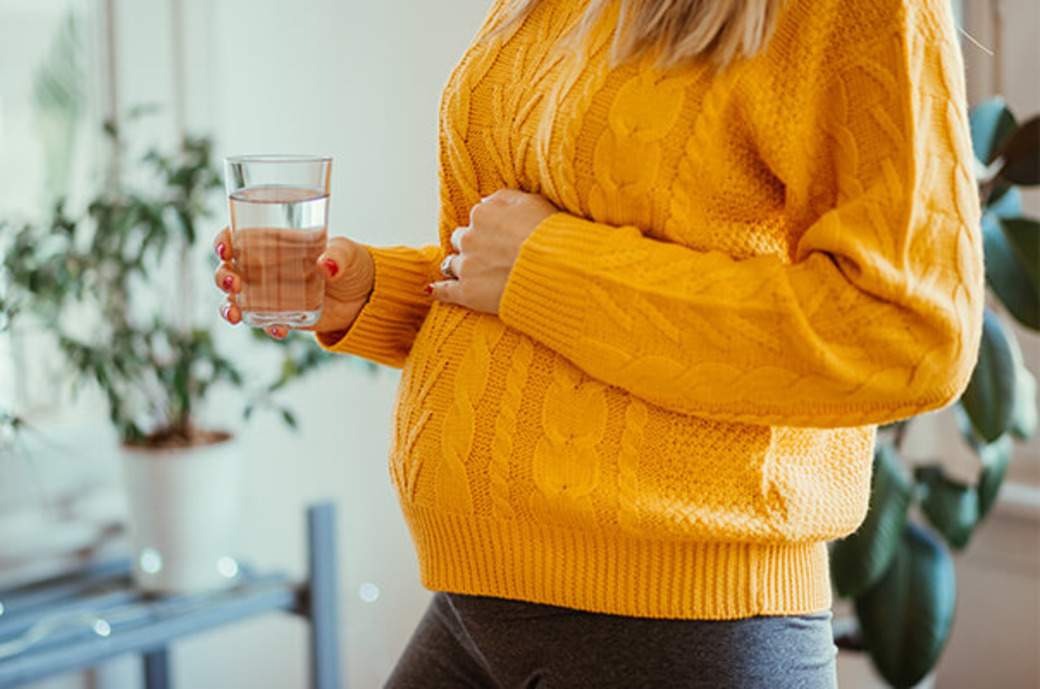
[
  {"xmin": 317, "ymin": 244, "xmax": 443, "ymax": 368},
  {"xmin": 497, "ymin": 2, "xmax": 984, "ymax": 428}
]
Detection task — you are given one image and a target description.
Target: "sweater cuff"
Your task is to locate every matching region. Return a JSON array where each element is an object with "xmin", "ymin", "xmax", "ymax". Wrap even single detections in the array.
[
  {"xmin": 316, "ymin": 245, "xmax": 440, "ymax": 368},
  {"xmin": 499, "ymin": 212, "xmax": 605, "ymax": 357}
]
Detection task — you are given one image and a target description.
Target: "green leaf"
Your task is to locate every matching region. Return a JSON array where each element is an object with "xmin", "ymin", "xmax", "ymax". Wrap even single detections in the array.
[
  {"xmin": 986, "ymin": 177, "xmax": 1015, "ymax": 207},
  {"xmin": 997, "ymin": 115, "xmax": 1040, "ymax": 185},
  {"xmin": 982, "ymin": 213, "xmax": 1040, "ymax": 329},
  {"xmin": 281, "ymin": 409, "xmax": 298, "ymax": 430},
  {"xmin": 127, "ymin": 102, "xmax": 162, "ymax": 120},
  {"xmin": 830, "ymin": 444, "xmax": 913, "ymax": 598},
  {"xmin": 915, "ymin": 465, "xmax": 979, "ymax": 550},
  {"xmin": 855, "ymin": 523, "xmax": 957, "ymax": 689},
  {"xmin": 1011, "ymin": 366, "xmax": 1038, "ymax": 441},
  {"xmin": 961, "ymin": 310, "xmax": 1019, "ymax": 441},
  {"xmin": 998, "ymin": 216, "xmax": 1040, "ymax": 289},
  {"xmin": 978, "ymin": 435, "xmax": 1014, "ymax": 519},
  {"xmin": 969, "ymin": 97, "xmax": 1017, "ymax": 165},
  {"xmin": 176, "ymin": 206, "xmax": 196, "ymax": 245}
]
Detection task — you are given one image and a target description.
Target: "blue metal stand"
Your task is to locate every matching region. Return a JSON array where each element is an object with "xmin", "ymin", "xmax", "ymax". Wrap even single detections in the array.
[
  {"xmin": 300, "ymin": 503, "xmax": 342, "ymax": 689},
  {"xmin": 142, "ymin": 647, "xmax": 170, "ymax": 689},
  {"xmin": 0, "ymin": 502, "xmax": 343, "ymax": 689}
]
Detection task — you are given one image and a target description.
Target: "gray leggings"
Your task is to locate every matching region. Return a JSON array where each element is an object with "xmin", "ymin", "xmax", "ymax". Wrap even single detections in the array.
[{"xmin": 385, "ymin": 592, "xmax": 838, "ymax": 688}]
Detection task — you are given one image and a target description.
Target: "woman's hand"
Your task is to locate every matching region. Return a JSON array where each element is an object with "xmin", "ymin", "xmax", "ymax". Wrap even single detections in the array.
[
  {"xmin": 213, "ymin": 227, "xmax": 375, "ymax": 340},
  {"xmin": 431, "ymin": 189, "xmax": 557, "ymax": 315}
]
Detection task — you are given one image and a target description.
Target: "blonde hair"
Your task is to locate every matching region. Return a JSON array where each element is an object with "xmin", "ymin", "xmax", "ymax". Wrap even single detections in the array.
[{"xmin": 498, "ymin": 0, "xmax": 787, "ymax": 70}]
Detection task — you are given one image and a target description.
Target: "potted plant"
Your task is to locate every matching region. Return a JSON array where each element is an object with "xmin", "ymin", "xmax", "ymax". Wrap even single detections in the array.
[
  {"xmin": 830, "ymin": 98, "xmax": 1039, "ymax": 687},
  {"xmin": 1, "ymin": 118, "xmax": 333, "ymax": 593}
]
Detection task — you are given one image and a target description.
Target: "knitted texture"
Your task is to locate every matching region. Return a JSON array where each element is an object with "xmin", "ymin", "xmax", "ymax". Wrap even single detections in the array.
[{"xmin": 321, "ymin": 0, "xmax": 983, "ymax": 619}]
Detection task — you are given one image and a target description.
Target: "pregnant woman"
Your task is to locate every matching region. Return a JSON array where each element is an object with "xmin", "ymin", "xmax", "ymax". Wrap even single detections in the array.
[{"xmin": 214, "ymin": 0, "xmax": 984, "ymax": 685}]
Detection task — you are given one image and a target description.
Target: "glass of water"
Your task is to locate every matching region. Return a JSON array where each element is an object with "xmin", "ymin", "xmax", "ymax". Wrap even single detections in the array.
[{"xmin": 224, "ymin": 155, "xmax": 332, "ymax": 328}]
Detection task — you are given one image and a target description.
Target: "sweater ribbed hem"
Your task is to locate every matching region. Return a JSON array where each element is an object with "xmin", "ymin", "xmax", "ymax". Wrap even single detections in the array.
[
  {"xmin": 317, "ymin": 245, "xmax": 440, "ymax": 367},
  {"xmin": 404, "ymin": 504, "xmax": 833, "ymax": 620},
  {"xmin": 499, "ymin": 212, "xmax": 608, "ymax": 359}
]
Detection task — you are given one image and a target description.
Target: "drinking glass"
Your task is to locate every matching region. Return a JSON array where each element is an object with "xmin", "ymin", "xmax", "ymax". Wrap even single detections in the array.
[{"xmin": 224, "ymin": 155, "xmax": 332, "ymax": 328}]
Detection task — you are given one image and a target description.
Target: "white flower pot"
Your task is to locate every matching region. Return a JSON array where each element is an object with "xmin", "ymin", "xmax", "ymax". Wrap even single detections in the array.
[{"xmin": 120, "ymin": 433, "xmax": 242, "ymax": 594}]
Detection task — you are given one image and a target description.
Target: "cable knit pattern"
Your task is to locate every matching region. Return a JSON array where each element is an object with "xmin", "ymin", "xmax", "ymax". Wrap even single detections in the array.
[
  {"xmin": 319, "ymin": 0, "xmax": 984, "ymax": 619},
  {"xmin": 489, "ymin": 333, "xmax": 535, "ymax": 519},
  {"xmin": 530, "ymin": 355, "xmax": 609, "ymax": 527},
  {"xmin": 438, "ymin": 317, "xmax": 506, "ymax": 513}
]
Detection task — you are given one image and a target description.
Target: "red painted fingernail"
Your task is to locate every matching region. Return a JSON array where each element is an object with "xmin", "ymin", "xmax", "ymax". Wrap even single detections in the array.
[
  {"xmin": 221, "ymin": 303, "xmax": 231, "ymax": 320},
  {"xmin": 423, "ymin": 284, "xmax": 434, "ymax": 296},
  {"xmin": 222, "ymin": 275, "xmax": 233, "ymax": 290},
  {"xmin": 216, "ymin": 242, "xmax": 228, "ymax": 261},
  {"xmin": 324, "ymin": 258, "xmax": 339, "ymax": 278}
]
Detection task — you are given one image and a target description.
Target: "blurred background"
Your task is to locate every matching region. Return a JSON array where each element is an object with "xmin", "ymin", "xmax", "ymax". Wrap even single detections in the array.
[{"xmin": 0, "ymin": 1, "xmax": 1036, "ymax": 688}]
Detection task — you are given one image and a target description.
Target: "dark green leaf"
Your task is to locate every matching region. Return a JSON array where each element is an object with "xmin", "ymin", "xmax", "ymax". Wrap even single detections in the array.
[
  {"xmin": 978, "ymin": 435, "xmax": 1014, "ymax": 519},
  {"xmin": 281, "ymin": 358, "xmax": 299, "ymax": 379},
  {"xmin": 961, "ymin": 310, "xmax": 1019, "ymax": 441},
  {"xmin": 855, "ymin": 523, "xmax": 956, "ymax": 689},
  {"xmin": 1011, "ymin": 366, "xmax": 1038, "ymax": 441},
  {"xmin": 998, "ymin": 217, "xmax": 1040, "ymax": 289},
  {"xmin": 176, "ymin": 207, "xmax": 196, "ymax": 245},
  {"xmin": 970, "ymin": 97, "xmax": 1017, "ymax": 165},
  {"xmin": 127, "ymin": 102, "xmax": 162, "ymax": 120},
  {"xmin": 982, "ymin": 213, "xmax": 1040, "ymax": 329},
  {"xmin": 831, "ymin": 444, "xmax": 913, "ymax": 598},
  {"xmin": 915, "ymin": 465, "xmax": 979, "ymax": 550},
  {"xmin": 997, "ymin": 115, "xmax": 1040, "ymax": 185},
  {"xmin": 281, "ymin": 409, "xmax": 298, "ymax": 430},
  {"xmin": 986, "ymin": 177, "xmax": 1015, "ymax": 207}
]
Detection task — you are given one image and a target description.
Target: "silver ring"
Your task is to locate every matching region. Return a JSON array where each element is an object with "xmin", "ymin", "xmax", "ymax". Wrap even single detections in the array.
[{"xmin": 440, "ymin": 255, "xmax": 457, "ymax": 279}]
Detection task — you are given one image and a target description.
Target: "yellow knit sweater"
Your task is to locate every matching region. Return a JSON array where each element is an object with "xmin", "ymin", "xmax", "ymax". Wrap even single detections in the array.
[{"xmin": 321, "ymin": 0, "xmax": 983, "ymax": 619}]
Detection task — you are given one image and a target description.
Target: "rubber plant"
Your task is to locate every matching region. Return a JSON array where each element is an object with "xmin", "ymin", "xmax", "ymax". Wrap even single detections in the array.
[
  {"xmin": 830, "ymin": 97, "xmax": 1039, "ymax": 688},
  {"xmin": 1, "ymin": 118, "xmax": 336, "ymax": 448}
]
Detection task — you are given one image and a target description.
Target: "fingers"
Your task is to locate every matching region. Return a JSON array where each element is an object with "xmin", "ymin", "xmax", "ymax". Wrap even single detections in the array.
[
  {"xmin": 265, "ymin": 325, "xmax": 289, "ymax": 340},
  {"xmin": 450, "ymin": 226, "xmax": 471, "ymax": 253},
  {"xmin": 427, "ymin": 279, "xmax": 460, "ymax": 305},
  {"xmin": 445, "ymin": 227, "xmax": 468, "ymax": 280},
  {"xmin": 213, "ymin": 226, "xmax": 233, "ymax": 262},
  {"xmin": 219, "ymin": 298, "xmax": 288, "ymax": 340},
  {"xmin": 215, "ymin": 226, "xmax": 242, "ymax": 327},
  {"xmin": 316, "ymin": 237, "xmax": 357, "ymax": 280},
  {"xmin": 219, "ymin": 296, "xmax": 242, "ymax": 325},
  {"xmin": 214, "ymin": 264, "xmax": 240, "ymax": 294},
  {"xmin": 214, "ymin": 225, "xmax": 291, "ymax": 340}
]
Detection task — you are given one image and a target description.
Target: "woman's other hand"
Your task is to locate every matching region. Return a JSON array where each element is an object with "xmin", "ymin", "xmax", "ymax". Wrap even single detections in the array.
[
  {"xmin": 431, "ymin": 189, "xmax": 557, "ymax": 315},
  {"xmin": 213, "ymin": 228, "xmax": 375, "ymax": 340}
]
